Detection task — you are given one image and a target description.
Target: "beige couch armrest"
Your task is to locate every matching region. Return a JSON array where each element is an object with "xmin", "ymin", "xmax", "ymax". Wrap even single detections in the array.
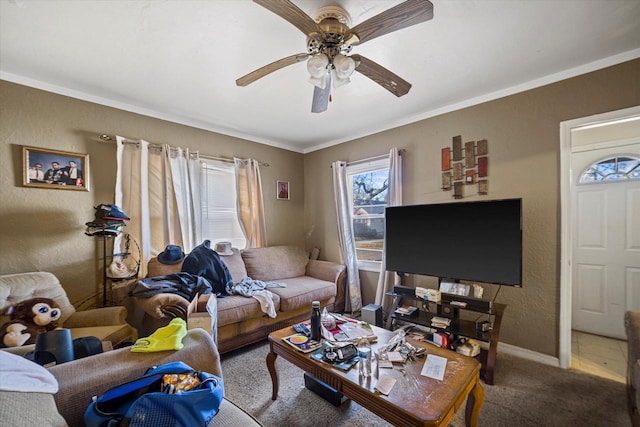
[
  {"xmin": 50, "ymin": 328, "xmax": 222, "ymax": 426},
  {"xmin": 131, "ymin": 294, "xmax": 192, "ymax": 320},
  {"xmin": 306, "ymin": 260, "xmax": 346, "ymax": 312},
  {"xmin": 62, "ymin": 306, "xmax": 128, "ymax": 328},
  {"xmin": 306, "ymin": 259, "xmax": 346, "ymax": 283}
]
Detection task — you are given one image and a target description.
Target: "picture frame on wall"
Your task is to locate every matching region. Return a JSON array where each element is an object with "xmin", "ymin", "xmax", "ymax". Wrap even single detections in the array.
[
  {"xmin": 276, "ymin": 180, "xmax": 290, "ymax": 200},
  {"xmin": 23, "ymin": 146, "xmax": 90, "ymax": 191}
]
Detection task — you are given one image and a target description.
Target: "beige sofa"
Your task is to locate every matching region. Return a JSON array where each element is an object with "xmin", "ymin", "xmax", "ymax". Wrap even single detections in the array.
[
  {"xmin": 0, "ymin": 272, "xmax": 137, "ymax": 354},
  {"xmin": 1, "ymin": 328, "xmax": 262, "ymax": 426},
  {"xmin": 128, "ymin": 245, "xmax": 346, "ymax": 354}
]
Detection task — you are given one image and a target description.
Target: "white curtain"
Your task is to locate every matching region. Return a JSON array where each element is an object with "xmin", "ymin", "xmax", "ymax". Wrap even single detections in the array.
[
  {"xmin": 114, "ymin": 137, "xmax": 201, "ymax": 276},
  {"xmin": 234, "ymin": 157, "xmax": 267, "ymax": 248},
  {"xmin": 375, "ymin": 148, "xmax": 403, "ymax": 317},
  {"xmin": 332, "ymin": 160, "xmax": 362, "ymax": 313}
]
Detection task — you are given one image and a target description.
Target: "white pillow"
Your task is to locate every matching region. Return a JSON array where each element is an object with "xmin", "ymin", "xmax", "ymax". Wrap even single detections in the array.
[{"xmin": 0, "ymin": 350, "xmax": 58, "ymax": 393}]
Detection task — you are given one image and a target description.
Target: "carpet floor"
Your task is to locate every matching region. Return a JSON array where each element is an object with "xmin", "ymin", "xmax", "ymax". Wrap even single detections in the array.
[{"xmin": 220, "ymin": 341, "xmax": 630, "ymax": 427}]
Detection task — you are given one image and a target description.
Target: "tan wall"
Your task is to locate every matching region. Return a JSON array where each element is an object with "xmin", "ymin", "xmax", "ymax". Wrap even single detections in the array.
[
  {"xmin": 0, "ymin": 81, "xmax": 304, "ymax": 307},
  {"xmin": 1, "ymin": 58, "xmax": 638, "ymax": 356},
  {"xmin": 304, "ymin": 58, "xmax": 640, "ymax": 357}
]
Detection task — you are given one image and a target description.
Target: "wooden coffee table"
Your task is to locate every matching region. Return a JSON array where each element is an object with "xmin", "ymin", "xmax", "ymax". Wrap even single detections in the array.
[{"xmin": 267, "ymin": 324, "xmax": 484, "ymax": 427}]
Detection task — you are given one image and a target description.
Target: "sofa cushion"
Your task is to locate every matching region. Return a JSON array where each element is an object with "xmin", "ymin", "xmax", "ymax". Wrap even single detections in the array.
[
  {"xmin": 147, "ymin": 258, "xmax": 182, "ymax": 277},
  {"xmin": 242, "ymin": 246, "xmax": 308, "ymax": 282},
  {"xmin": 270, "ymin": 276, "xmax": 336, "ymax": 312},
  {"xmin": 217, "ymin": 294, "xmax": 281, "ymax": 328},
  {"xmin": 148, "ymin": 248, "xmax": 247, "ymax": 285},
  {"xmin": 220, "ymin": 249, "xmax": 248, "ymax": 284}
]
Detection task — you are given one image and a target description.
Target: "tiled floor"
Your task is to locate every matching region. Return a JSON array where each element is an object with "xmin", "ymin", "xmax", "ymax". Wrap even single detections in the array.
[{"xmin": 571, "ymin": 330, "xmax": 626, "ymax": 383}]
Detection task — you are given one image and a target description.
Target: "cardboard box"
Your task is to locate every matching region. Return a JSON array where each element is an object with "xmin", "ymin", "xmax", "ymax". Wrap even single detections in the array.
[
  {"xmin": 186, "ymin": 294, "xmax": 209, "ymax": 326},
  {"xmin": 416, "ymin": 287, "xmax": 441, "ymax": 303}
]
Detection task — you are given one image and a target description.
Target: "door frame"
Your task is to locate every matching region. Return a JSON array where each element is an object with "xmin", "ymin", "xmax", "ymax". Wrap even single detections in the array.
[{"xmin": 559, "ymin": 105, "xmax": 640, "ymax": 369}]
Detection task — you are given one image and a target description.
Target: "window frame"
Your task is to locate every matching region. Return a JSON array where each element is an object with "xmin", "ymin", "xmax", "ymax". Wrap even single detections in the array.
[{"xmin": 346, "ymin": 157, "xmax": 389, "ymax": 272}]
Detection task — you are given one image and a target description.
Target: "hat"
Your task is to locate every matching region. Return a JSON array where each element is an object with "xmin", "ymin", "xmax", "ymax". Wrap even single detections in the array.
[
  {"xmin": 94, "ymin": 204, "xmax": 130, "ymax": 221},
  {"xmin": 214, "ymin": 241, "xmax": 233, "ymax": 256},
  {"xmin": 157, "ymin": 245, "xmax": 185, "ymax": 264},
  {"xmin": 130, "ymin": 318, "xmax": 187, "ymax": 353}
]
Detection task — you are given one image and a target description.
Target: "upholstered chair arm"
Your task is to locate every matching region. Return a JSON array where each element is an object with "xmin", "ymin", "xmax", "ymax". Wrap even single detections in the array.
[
  {"xmin": 306, "ymin": 260, "xmax": 347, "ymax": 313},
  {"xmin": 132, "ymin": 293, "xmax": 191, "ymax": 320},
  {"xmin": 306, "ymin": 260, "xmax": 346, "ymax": 284},
  {"xmin": 49, "ymin": 328, "xmax": 222, "ymax": 427},
  {"xmin": 62, "ymin": 306, "xmax": 128, "ymax": 328}
]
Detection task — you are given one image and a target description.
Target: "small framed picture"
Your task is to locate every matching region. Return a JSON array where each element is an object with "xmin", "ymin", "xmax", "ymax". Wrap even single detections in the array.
[
  {"xmin": 23, "ymin": 146, "xmax": 90, "ymax": 191},
  {"xmin": 276, "ymin": 180, "xmax": 290, "ymax": 200}
]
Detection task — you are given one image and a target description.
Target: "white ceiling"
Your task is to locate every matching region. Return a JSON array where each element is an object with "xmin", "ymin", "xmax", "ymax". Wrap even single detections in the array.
[{"xmin": 1, "ymin": 0, "xmax": 639, "ymax": 153}]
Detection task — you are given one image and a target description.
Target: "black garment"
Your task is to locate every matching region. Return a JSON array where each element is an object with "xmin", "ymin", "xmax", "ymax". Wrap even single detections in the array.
[
  {"xmin": 62, "ymin": 166, "xmax": 83, "ymax": 185},
  {"xmin": 44, "ymin": 167, "xmax": 64, "ymax": 184},
  {"xmin": 130, "ymin": 272, "xmax": 212, "ymax": 301},
  {"xmin": 181, "ymin": 240, "xmax": 233, "ymax": 296}
]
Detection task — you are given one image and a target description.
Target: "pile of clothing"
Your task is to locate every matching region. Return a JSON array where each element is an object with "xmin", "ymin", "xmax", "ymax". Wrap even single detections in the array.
[{"xmin": 131, "ymin": 241, "xmax": 286, "ymax": 318}]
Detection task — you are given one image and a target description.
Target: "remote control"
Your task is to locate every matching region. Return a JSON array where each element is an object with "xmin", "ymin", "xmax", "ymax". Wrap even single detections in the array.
[{"xmin": 293, "ymin": 323, "xmax": 311, "ymax": 337}]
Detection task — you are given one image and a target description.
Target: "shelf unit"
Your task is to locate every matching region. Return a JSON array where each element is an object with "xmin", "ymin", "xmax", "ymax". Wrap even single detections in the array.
[
  {"xmin": 386, "ymin": 291, "xmax": 506, "ymax": 385},
  {"xmin": 86, "ymin": 229, "xmax": 136, "ymax": 307}
]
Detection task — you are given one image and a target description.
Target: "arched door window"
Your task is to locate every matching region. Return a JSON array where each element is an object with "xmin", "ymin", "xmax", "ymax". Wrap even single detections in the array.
[{"xmin": 579, "ymin": 155, "xmax": 640, "ymax": 183}]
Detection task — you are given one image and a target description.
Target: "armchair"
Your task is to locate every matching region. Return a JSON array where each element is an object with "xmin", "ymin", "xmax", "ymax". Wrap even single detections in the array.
[
  {"xmin": 1, "ymin": 328, "xmax": 262, "ymax": 426},
  {"xmin": 0, "ymin": 272, "xmax": 137, "ymax": 354},
  {"xmin": 625, "ymin": 310, "xmax": 640, "ymax": 426}
]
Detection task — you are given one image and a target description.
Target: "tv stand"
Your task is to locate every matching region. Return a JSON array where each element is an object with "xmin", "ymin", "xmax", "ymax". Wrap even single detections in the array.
[{"xmin": 386, "ymin": 289, "xmax": 506, "ymax": 385}]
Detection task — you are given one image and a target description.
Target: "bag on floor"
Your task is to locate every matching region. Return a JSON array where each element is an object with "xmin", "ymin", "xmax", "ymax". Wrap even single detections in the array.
[{"xmin": 84, "ymin": 361, "xmax": 224, "ymax": 427}]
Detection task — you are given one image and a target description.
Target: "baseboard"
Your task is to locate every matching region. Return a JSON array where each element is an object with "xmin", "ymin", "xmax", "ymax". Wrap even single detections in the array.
[{"xmin": 477, "ymin": 340, "xmax": 561, "ymax": 368}]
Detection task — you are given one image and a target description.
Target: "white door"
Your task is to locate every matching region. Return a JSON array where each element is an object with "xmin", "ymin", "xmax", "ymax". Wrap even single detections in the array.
[{"xmin": 571, "ymin": 145, "xmax": 640, "ymax": 339}]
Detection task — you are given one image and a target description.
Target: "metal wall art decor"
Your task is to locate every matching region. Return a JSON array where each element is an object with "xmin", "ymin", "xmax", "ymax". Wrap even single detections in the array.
[
  {"xmin": 440, "ymin": 137, "xmax": 489, "ymax": 198},
  {"xmin": 23, "ymin": 146, "xmax": 90, "ymax": 191}
]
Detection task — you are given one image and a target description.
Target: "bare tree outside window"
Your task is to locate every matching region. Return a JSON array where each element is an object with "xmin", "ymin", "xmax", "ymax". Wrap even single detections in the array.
[{"xmin": 350, "ymin": 169, "xmax": 388, "ymax": 262}]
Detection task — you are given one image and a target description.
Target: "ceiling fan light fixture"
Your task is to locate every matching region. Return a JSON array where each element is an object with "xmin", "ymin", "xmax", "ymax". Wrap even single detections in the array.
[
  {"xmin": 331, "ymin": 71, "xmax": 350, "ymax": 88},
  {"xmin": 307, "ymin": 53, "xmax": 329, "ymax": 86},
  {"xmin": 333, "ymin": 54, "xmax": 355, "ymax": 79}
]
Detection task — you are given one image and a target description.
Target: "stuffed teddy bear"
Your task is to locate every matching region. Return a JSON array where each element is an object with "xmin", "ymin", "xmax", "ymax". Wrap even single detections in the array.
[{"xmin": 0, "ymin": 297, "xmax": 62, "ymax": 348}]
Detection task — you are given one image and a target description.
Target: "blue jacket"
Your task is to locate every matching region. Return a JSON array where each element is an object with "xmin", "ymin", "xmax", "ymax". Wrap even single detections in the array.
[{"xmin": 181, "ymin": 240, "xmax": 233, "ymax": 296}]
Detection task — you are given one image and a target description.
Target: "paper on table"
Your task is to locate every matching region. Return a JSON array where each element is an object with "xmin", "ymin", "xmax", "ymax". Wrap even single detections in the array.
[
  {"xmin": 338, "ymin": 322, "xmax": 374, "ymax": 339},
  {"xmin": 374, "ymin": 373, "xmax": 397, "ymax": 395},
  {"xmin": 387, "ymin": 351, "xmax": 404, "ymax": 362},
  {"xmin": 420, "ymin": 354, "xmax": 447, "ymax": 381}
]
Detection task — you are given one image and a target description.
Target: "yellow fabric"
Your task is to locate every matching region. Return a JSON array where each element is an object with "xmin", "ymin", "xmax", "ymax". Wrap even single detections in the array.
[{"xmin": 131, "ymin": 318, "xmax": 187, "ymax": 352}]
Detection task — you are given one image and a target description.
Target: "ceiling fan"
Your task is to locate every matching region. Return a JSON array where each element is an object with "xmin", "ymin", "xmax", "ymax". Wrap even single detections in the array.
[{"xmin": 236, "ymin": 0, "xmax": 434, "ymax": 113}]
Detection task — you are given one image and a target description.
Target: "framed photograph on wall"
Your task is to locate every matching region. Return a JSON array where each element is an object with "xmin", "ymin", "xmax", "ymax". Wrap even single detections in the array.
[
  {"xmin": 23, "ymin": 146, "xmax": 90, "ymax": 191},
  {"xmin": 276, "ymin": 180, "xmax": 290, "ymax": 200}
]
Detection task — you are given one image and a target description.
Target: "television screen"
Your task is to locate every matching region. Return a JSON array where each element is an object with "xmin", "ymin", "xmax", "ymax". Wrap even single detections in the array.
[{"xmin": 385, "ymin": 198, "xmax": 522, "ymax": 286}]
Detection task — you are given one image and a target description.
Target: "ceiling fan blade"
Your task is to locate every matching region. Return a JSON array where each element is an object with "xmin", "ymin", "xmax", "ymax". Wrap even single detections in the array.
[
  {"xmin": 253, "ymin": 0, "xmax": 322, "ymax": 36},
  {"xmin": 347, "ymin": 0, "xmax": 434, "ymax": 45},
  {"xmin": 311, "ymin": 73, "xmax": 331, "ymax": 113},
  {"xmin": 351, "ymin": 54, "xmax": 411, "ymax": 97},
  {"xmin": 236, "ymin": 53, "xmax": 310, "ymax": 87}
]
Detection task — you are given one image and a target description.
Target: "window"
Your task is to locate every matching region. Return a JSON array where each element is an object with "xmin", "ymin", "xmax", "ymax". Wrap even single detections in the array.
[
  {"xmin": 579, "ymin": 155, "xmax": 640, "ymax": 183},
  {"xmin": 200, "ymin": 159, "xmax": 246, "ymax": 249},
  {"xmin": 347, "ymin": 158, "xmax": 389, "ymax": 271}
]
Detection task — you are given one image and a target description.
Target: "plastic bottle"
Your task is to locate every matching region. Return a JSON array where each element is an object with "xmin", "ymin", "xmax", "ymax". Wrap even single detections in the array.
[
  {"xmin": 310, "ymin": 300, "xmax": 321, "ymax": 341},
  {"xmin": 358, "ymin": 338, "xmax": 372, "ymax": 377}
]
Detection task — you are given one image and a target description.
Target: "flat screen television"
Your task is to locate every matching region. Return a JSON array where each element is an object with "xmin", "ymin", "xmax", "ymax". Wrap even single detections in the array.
[{"xmin": 385, "ymin": 198, "xmax": 522, "ymax": 287}]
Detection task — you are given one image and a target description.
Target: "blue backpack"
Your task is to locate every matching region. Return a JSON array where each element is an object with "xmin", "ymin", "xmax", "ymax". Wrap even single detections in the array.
[{"xmin": 84, "ymin": 361, "xmax": 224, "ymax": 427}]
